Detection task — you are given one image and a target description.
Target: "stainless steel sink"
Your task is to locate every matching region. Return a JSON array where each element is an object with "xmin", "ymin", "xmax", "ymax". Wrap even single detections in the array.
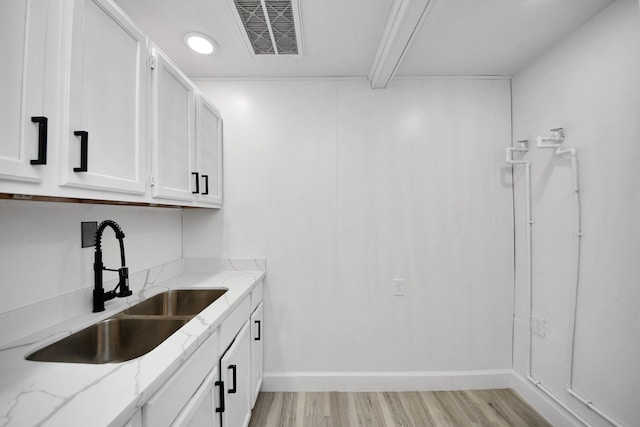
[
  {"xmin": 122, "ymin": 289, "xmax": 227, "ymax": 317},
  {"xmin": 26, "ymin": 288, "xmax": 227, "ymax": 364},
  {"xmin": 26, "ymin": 318, "xmax": 187, "ymax": 364}
]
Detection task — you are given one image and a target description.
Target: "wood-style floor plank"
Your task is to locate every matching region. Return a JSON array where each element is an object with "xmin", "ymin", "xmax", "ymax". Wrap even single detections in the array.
[
  {"xmin": 329, "ymin": 391, "xmax": 358, "ymax": 427},
  {"xmin": 397, "ymin": 392, "xmax": 437, "ymax": 427},
  {"xmin": 461, "ymin": 389, "xmax": 512, "ymax": 426},
  {"xmin": 380, "ymin": 392, "xmax": 413, "ymax": 427},
  {"xmin": 248, "ymin": 389, "xmax": 551, "ymax": 427},
  {"xmin": 353, "ymin": 392, "xmax": 388, "ymax": 426},
  {"xmin": 419, "ymin": 391, "xmax": 459, "ymax": 426},
  {"xmin": 486, "ymin": 389, "xmax": 551, "ymax": 427}
]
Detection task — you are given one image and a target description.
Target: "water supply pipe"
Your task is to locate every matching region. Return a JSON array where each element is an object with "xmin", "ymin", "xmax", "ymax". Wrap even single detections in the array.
[
  {"xmin": 537, "ymin": 127, "xmax": 565, "ymax": 149},
  {"xmin": 533, "ymin": 129, "xmax": 623, "ymax": 427},
  {"xmin": 557, "ymin": 152, "xmax": 624, "ymax": 427},
  {"xmin": 506, "ymin": 141, "xmax": 588, "ymax": 425},
  {"xmin": 506, "ymin": 140, "xmax": 534, "ymax": 376}
]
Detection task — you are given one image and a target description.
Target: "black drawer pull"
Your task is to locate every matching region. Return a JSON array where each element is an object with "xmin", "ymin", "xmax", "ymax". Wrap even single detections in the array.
[
  {"xmin": 191, "ymin": 172, "xmax": 199, "ymax": 194},
  {"xmin": 202, "ymin": 174, "xmax": 209, "ymax": 195},
  {"xmin": 73, "ymin": 131, "xmax": 88, "ymax": 172},
  {"xmin": 255, "ymin": 320, "xmax": 261, "ymax": 341},
  {"xmin": 215, "ymin": 380, "xmax": 225, "ymax": 413},
  {"xmin": 30, "ymin": 116, "xmax": 48, "ymax": 165},
  {"xmin": 228, "ymin": 364, "xmax": 237, "ymax": 394}
]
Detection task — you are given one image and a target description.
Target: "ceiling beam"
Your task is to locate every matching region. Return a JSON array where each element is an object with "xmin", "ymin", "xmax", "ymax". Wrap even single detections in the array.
[{"xmin": 368, "ymin": 0, "xmax": 436, "ymax": 89}]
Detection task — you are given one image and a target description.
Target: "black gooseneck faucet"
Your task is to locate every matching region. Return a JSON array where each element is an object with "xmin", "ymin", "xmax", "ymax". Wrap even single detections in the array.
[{"xmin": 93, "ymin": 220, "xmax": 132, "ymax": 312}]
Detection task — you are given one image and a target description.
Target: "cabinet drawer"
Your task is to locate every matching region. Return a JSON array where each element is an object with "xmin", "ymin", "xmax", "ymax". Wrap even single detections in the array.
[
  {"xmin": 250, "ymin": 281, "xmax": 263, "ymax": 312},
  {"xmin": 220, "ymin": 296, "xmax": 250, "ymax": 351},
  {"xmin": 143, "ymin": 330, "xmax": 219, "ymax": 427}
]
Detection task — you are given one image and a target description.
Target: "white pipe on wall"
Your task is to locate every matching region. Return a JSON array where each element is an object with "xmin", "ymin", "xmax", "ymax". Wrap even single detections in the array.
[
  {"xmin": 536, "ymin": 128, "xmax": 565, "ymax": 149},
  {"xmin": 560, "ymin": 148, "xmax": 582, "ymax": 392},
  {"xmin": 505, "ymin": 142, "xmax": 535, "ymax": 379},
  {"xmin": 508, "ymin": 134, "xmax": 591, "ymax": 426},
  {"xmin": 567, "ymin": 388, "xmax": 624, "ymax": 427},
  {"xmin": 531, "ymin": 130, "xmax": 624, "ymax": 427},
  {"xmin": 527, "ymin": 375, "xmax": 592, "ymax": 426},
  {"xmin": 557, "ymin": 149, "xmax": 625, "ymax": 427}
]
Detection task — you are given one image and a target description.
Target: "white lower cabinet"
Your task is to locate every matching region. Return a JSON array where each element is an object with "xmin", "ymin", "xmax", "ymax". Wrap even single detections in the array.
[
  {"xmin": 219, "ymin": 322, "xmax": 251, "ymax": 427},
  {"xmin": 173, "ymin": 366, "xmax": 221, "ymax": 427},
  {"xmin": 142, "ymin": 284, "xmax": 263, "ymax": 427},
  {"xmin": 123, "ymin": 409, "xmax": 142, "ymax": 427},
  {"xmin": 250, "ymin": 302, "xmax": 263, "ymax": 407},
  {"xmin": 143, "ymin": 330, "xmax": 219, "ymax": 427}
]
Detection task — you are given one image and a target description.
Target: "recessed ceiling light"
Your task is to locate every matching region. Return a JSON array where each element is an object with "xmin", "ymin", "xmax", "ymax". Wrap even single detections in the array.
[{"xmin": 185, "ymin": 33, "xmax": 218, "ymax": 55}]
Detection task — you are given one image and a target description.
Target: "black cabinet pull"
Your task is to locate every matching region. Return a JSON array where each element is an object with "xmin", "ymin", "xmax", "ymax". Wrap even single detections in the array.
[
  {"xmin": 215, "ymin": 380, "xmax": 225, "ymax": 413},
  {"xmin": 191, "ymin": 172, "xmax": 199, "ymax": 194},
  {"xmin": 30, "ymin": 116, "xmax": 48, "ymax": 165},
  {"xmin": 228, "ymin": 365, "xmax": 237, "ymax": 394},
  {"xmin": 202, "ymin": 174, "xmax": 209, "ymax": 195},
  {"xmin": 73, "ymin": 131, "xmax": 88, "ymax": 172},
  {"xmin": 255, "ymin": 320, "xmax": 261, "ymax": 341}
]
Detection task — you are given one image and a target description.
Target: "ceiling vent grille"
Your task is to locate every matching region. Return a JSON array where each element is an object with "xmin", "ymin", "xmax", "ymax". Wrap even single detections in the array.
[{"xmin": 231, "ymin": 0, "xmax": 303, "ymax": 56}]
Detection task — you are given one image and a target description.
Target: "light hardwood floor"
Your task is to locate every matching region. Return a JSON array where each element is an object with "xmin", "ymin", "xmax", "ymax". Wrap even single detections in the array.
[{"xmin": 248, "ymin": 389, "xmax": 551, "ymax": 427}]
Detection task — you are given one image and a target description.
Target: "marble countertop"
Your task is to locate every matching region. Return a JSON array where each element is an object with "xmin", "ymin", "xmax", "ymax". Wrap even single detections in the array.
[{"xmin": 0, "ymin": 268, "xmax": 265, "ymax": 427}]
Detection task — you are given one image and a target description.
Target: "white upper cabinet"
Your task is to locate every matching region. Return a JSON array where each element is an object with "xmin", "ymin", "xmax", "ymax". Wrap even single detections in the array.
[
  {"xmin": 0, "ymin": 0, "xmax": 222, "ymax": 208},
  {"xmin": 150, "ymin": 47, "xmax": 223, "ymax": 207},
  {"xmin": 150, "ymin": 48, "xmax": 196, "ymax": 202},
  {"xmin": 60, "ymin": 0, "xmax": 147, "ymax": 195},
  {"xmin": 194, "ymin": 94, "xmax": 223, "ymax": 207},
  {"xmin": 0, "ymin": 0, "xmax": 56, "ymax": 184}
]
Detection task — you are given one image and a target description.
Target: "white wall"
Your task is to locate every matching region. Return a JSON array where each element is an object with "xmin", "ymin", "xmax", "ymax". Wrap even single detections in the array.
[
  {"xmin": 0, "ymin": 201, "xmax": 182, "ymax": 316},
  {"xmin": 192, "ymin": 77, "xmax": 515, "ymax": 384},
  {"xmin": 512, "ymin": 0, "xmax": 640, "ymax": 425}
]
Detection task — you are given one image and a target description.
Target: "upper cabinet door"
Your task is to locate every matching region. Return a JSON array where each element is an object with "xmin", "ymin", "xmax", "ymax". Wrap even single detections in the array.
[
  {"xmin": 60, "ymin": 0, "xmax": 147, "ymax": 195},
  {"xmin": 195, "ymin": 94, "xmax": 223, "ymax": 207},
  {"xmin": 0, "ymin": 0, "xmax": 55, "ymax": 184},
  {"xmin": 150, "ymin": 48, "xmax": 196, "ymax": 202}
]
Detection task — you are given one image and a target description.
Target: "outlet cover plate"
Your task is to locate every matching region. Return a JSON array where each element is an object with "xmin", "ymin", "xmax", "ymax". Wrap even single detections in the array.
[
  {"xmin": 81, "ymin": 221, "xmax": 97, "ymax": 248},
  {"xmin": 532, "ymin": 315, "xmax": 546, "ymax": 337},
  {"xmin": 393, "ymin": 278, "xmax": 405, "ymax": 296}
]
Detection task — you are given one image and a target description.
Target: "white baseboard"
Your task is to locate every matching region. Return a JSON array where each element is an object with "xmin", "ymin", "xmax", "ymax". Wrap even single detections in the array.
[
  {"xmin": 509, "ymin": 373, "xmax": 585, "ymax": 427},
  {"xmin": 262, "ymin": 369, "xmax": 513, "ymax": 392}
]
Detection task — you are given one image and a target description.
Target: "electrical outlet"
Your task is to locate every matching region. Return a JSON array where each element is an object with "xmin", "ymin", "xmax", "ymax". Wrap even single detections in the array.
[
  {"xmin": 81, "ymin": 221, "xmax": 98, "ymax": 248},
  {"xmin": 531, "ymin": 315, "xmax": 546, "ymax": 337},
  {"xmin": 393, "ymin": 278, "xmax": 405, "ymax": 296}
]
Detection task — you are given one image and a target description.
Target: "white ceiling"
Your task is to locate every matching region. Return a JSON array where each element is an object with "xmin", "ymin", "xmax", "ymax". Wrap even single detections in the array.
[
  {"xmin": 397, "ymin": 0, "xmax": 615, "ymax": 76},
  {"xmin": 113, "ymin": 0, "xmax": 614, "ymax": 82}
]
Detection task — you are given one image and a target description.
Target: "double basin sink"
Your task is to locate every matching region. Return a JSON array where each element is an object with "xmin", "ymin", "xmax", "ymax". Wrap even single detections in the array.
[{"xmin": 26, "ymin": 289, "xmax": 227, "ymax": 364}]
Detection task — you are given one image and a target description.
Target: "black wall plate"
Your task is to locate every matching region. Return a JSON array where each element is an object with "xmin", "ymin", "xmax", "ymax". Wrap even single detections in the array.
[{"xmin": 81, "ymin": 221, "xmax": 97, "ymax": 248}]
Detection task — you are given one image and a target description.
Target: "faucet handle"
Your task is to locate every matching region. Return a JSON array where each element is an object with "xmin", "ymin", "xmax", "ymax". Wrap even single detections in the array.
[{"xmin": 116, "ymin": 267, "xmax": 132, "ymax": 297}]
